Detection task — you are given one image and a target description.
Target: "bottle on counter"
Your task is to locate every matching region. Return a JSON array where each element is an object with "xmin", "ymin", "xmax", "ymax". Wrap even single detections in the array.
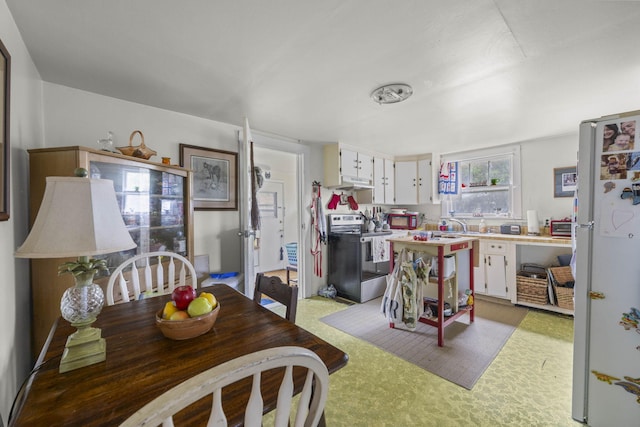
[
  {"xmin": 173, "ymin": 231, "xmax": 187, "ymax": 256},
  {"xmin": 479, "ymin": 219, "xmax": 488, "ymax": 233}
]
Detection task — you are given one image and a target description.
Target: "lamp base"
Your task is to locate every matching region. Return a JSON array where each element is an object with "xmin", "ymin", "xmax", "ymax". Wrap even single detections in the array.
[{"xmin": 59, "ymin": 326, "xmax": 106, "ymax": 373}]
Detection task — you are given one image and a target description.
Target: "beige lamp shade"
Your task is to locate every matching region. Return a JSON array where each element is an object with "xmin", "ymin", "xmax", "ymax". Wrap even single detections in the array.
[{"xmin": 15, "ymin": 176, "xmax": 136, "ymax": 258}]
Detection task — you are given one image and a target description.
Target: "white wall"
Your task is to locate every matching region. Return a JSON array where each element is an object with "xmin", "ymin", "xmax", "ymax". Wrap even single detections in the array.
[
  {"xmin": 0, "ymin": 0, "xmax": 45, "ymax": 421},
  {"xmin": 520, "ymin": 133, "xmax": 578, "ymax": 223},
  {"xmin": 41, "ymin": 82, "xmax": 243, "ymax": 273}
]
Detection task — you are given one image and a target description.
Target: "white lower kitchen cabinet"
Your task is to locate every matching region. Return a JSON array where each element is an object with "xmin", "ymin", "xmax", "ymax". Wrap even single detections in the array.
[{"xmin": 475, "ymin": 239, "xmax": 516, "ymax": 300}]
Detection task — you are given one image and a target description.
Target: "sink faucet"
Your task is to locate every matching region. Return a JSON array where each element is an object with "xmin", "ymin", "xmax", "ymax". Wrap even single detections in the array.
[{"xmin": 449, "ymin": 218, "xmax": 467, "ymax": 233}]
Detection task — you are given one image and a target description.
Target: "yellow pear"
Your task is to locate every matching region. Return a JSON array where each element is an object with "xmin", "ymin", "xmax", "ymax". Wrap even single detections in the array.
[
  {"xmin": 162, "ymin": 301, "xmax": 178, "ymax": 319},
  {"xmin": 199, "ymin": 292, "xmax": 217, "ymax": 308}
]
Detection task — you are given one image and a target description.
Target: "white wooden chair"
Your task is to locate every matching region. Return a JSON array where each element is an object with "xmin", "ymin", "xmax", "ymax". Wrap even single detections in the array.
[
  {"xmin": 106, "ymin": 251, "xmax": 198, "ymax": 305},
  {"xmin": 120, "ymin": 346, "xmax": 330, "ymax": 427}
]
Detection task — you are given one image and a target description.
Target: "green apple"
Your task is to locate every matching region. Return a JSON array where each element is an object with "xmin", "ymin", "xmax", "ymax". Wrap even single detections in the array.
[{"xmin": 187, "ymin": 296, "xmax": 213, "ymax": 317}]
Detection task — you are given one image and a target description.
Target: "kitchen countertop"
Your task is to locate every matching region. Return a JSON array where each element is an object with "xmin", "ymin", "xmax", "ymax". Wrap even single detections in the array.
[
  {"xmin": 392, "ymin": 230, "xmax": 571, "ymax": 247},
  {"xmin": 388, "ymin": 236, "xmax": 480, "ymax": 264},
  {"xmin": 388, "ymin": 235, "xmax": 479, "ymax": 246}
]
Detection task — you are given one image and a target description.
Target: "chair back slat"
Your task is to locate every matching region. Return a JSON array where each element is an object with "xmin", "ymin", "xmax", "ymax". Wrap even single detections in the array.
[
  {"xmin": 209, "ymin": 388, "xmax": 227, "ymax": 427},
  {"xmin": 244, "ymin": 372, "xmax": 264, "ymax": 426},
  {"xmin": 117, "ymin": 274, "xmax": 130, "ymax": 303},
  {"xmin": 293, "ymin": 370, "xmax": 314, "ymax": 427},
  {"xmin": 131, "ymin": 263, "xmax": 141, "ymax": 300},
  {"xmin": 274, "ymin": 365, "xmax": 294, "ymax": 427},
  {"xmin": 155, "ymin": 256, "xmax": 164, "ymax": 294},
  {"xmin": 179, "ymin": 263, "xmax": 187, "ymax": 288},
  {"xmin": 143, "ymin": 262, "xmax": 153, "ymax": 294},
  {"xmin": 167, "ymin": 258, "xmax": 176, "ymax": 293}
]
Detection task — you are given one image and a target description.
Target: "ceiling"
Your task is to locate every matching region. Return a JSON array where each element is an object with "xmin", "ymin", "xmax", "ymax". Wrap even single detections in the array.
[{"xmin": 7, "ymin": 0, "xmax": 640, "ymax": 156}]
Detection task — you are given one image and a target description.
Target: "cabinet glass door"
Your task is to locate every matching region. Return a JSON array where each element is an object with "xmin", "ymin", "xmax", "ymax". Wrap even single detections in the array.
[{"xmin": 89, "ymin": 161, "xmax": 187, "ymax": 271}]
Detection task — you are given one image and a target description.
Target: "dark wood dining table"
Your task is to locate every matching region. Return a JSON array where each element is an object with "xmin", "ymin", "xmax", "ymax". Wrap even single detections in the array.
[{"xmin": 11, "ymin": 283, "xmax": 348, "ymax": 426}]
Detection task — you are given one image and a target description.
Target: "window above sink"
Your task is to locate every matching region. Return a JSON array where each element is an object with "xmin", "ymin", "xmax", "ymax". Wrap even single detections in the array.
[{"xmin": 440, "ymin": 145, "xmax": 522, "ymax": 220}]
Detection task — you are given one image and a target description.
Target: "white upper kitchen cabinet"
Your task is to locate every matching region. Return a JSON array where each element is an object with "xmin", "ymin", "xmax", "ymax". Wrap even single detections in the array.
[
  {"xmin": 324, "ymin": 144, "xmax": 373, "ymax": 188},
  {"xmin": 342, "ymin": 149, "xmax": 372, "ymax": 182},
  {"xmin": 373, "ymin": 157, "xmax": 394, "ymax": 204},
  {"xmin": 395, "ymin": 158, "xmax": 432, "ymax": 205},
  {"xmin": 417, "ymin": 158, "xmax": 431, "ymax": 204}
]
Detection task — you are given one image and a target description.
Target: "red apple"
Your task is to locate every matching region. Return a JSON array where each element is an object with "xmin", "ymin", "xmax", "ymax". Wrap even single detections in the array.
[{"xmin": 171, "ymin": 285, "xmax": 196, "ymax": 310}]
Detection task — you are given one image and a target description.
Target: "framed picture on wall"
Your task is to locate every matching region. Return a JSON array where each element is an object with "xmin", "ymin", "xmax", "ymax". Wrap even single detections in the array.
[
  {"xmin": 180, "ymin": 144, "xmax": 238, "ymax": 210},
  {"xmin": 554, "ymin": 166, "xmax": 577, "ymax": 198},
  {"xmin": 0, "ymin": 38, "xmax": 11, "ymax": 221}
]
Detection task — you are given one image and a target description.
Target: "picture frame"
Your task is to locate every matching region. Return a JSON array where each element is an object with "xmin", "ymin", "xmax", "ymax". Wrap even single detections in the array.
[
  {"xmin": 0, "ymin": 38, "xmax": 10, "ymax": 221},
  {"xmin": 180, "ymin": 144, "xmax": 238, "ymax": 210},
  {"xmin": 554, "ymin": 166, "xmax": 577, "ymax": 198}
]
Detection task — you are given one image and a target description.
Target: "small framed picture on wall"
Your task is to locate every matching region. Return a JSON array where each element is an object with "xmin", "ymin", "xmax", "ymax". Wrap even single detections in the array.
[{"xmin": 554, "ymin": 166, "xmax": 577, "ymax": 198}]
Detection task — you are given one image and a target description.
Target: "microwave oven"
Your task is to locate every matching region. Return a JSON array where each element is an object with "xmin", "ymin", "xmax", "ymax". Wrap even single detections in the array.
[
  {"xmin": 387, "ymin": 213, "xmax": 418, "ymax": 229},
  {"xmin": 550, "ymin": 220, "xmax": 572, "ymax": 237}
]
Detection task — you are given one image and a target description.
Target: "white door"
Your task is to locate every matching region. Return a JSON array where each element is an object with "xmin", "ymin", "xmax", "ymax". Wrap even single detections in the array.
[
  {"xmin": 418, "ymin": 159, "xmax": 431, "ymax": 203},
  {"xmin": 485, "ymin": 254, "xmax": 507, "ymax": 298},
  {"xmin": 255, "ymin": 180, "xmax": 285, "ymax": 273},
  {"xmin": 384, "ymin": 158, "xmax": 395, "ymax": 204},
  {"xmin": 340, "ymin": 148, "xmax": 359, "ymax": 179},
  {"xmin": 240, "ymin": 120, "xmax": 257, "ymax": 297},
  {"xmin": 395, "ymin": 160, "xmax": 418, "ymax": 204}
]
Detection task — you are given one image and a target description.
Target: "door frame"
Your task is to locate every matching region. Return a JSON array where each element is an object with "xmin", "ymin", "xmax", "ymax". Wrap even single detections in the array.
[{"xmin": 238, "ymin": 128, "xmax": 310, "ymax": 298}]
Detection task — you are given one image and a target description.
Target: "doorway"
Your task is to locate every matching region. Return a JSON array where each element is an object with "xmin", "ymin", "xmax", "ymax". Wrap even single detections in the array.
[
  {"xmin": 254, "ymin": 179, "xmax": 285, "ymax": 273},
  {"xmin": 239, "ymin": 129, "xmax": 306, "ymax": 299}
]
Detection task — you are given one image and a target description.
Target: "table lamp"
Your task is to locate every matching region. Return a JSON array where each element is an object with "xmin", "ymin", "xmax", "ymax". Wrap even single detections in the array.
[{"xmin": 15, "ymin": 168, "xmax": 136, "ymax": 373}]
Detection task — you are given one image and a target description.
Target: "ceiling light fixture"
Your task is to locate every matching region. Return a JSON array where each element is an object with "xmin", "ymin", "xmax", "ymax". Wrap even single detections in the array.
[{"xmin": 371, "ymin": 83, "xmax": 413, "ymax": 104}]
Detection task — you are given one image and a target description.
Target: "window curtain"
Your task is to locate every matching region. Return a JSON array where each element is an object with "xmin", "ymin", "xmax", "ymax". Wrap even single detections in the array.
[{"xmin": 438, "ymin": 161, "xmax": 459, "ymax": 195}]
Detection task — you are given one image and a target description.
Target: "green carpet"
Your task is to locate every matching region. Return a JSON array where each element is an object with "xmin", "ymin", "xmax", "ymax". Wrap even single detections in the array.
[{"xmin": 268, "ymin": 296, "xmax": 581, "ymax": 427}]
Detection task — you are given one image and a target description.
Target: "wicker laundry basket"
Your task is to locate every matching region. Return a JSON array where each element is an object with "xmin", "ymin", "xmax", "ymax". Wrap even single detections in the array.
[
  {"xmin": 516, "ymin": 263, "xmax": 548, "ymax": 305},
  {"xmin": 548, "ymin": 266, "xmax": 574, "ymax": 310}
]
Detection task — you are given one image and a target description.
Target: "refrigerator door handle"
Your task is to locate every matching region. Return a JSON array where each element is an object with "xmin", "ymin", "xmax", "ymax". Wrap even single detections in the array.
[{"xmin": 576, "ymin": 221, "xmax": 594, "ymax": 230}]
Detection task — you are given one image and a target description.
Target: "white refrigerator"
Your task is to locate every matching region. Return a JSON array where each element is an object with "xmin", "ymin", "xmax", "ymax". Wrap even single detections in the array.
[{"xmin": 573, "ymin": 111, "xmax": 640, "ymax": 425}]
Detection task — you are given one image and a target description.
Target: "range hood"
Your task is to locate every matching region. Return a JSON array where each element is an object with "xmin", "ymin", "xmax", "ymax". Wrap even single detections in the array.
[{"xmin": 329, "ymin": 176, "xmax": 374, "ymax": 190}]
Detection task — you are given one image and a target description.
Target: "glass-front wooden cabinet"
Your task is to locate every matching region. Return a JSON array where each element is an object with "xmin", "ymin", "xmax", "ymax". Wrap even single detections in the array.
[
  {"xmin": 89, "ymin": 160, "xmax": 188, "ymax": 266},
  {"xmin": 27, "ymin": 146, "xmax": 194, "ymax": 355}
]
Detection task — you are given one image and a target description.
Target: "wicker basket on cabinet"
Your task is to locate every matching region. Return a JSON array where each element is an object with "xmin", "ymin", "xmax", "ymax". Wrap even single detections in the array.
[
  {"xmin": 548, "ymin": 266, "xmax": 574, "ymax": 310},
  {"xmin": 516, "ymin": 263, "xmax": 549, "ymax": 305}
]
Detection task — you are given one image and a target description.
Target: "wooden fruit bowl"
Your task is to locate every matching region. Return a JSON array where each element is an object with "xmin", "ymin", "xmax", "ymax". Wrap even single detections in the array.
[{"xmin": 155, "ymin": 304, "xmax": 220, "ymax": 340}]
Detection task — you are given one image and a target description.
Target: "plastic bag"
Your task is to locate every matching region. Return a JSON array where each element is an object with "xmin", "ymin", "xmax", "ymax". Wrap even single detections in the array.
[{"xmin": 381, "ymin": 249, "xmax": 405, "ymax": 324}]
